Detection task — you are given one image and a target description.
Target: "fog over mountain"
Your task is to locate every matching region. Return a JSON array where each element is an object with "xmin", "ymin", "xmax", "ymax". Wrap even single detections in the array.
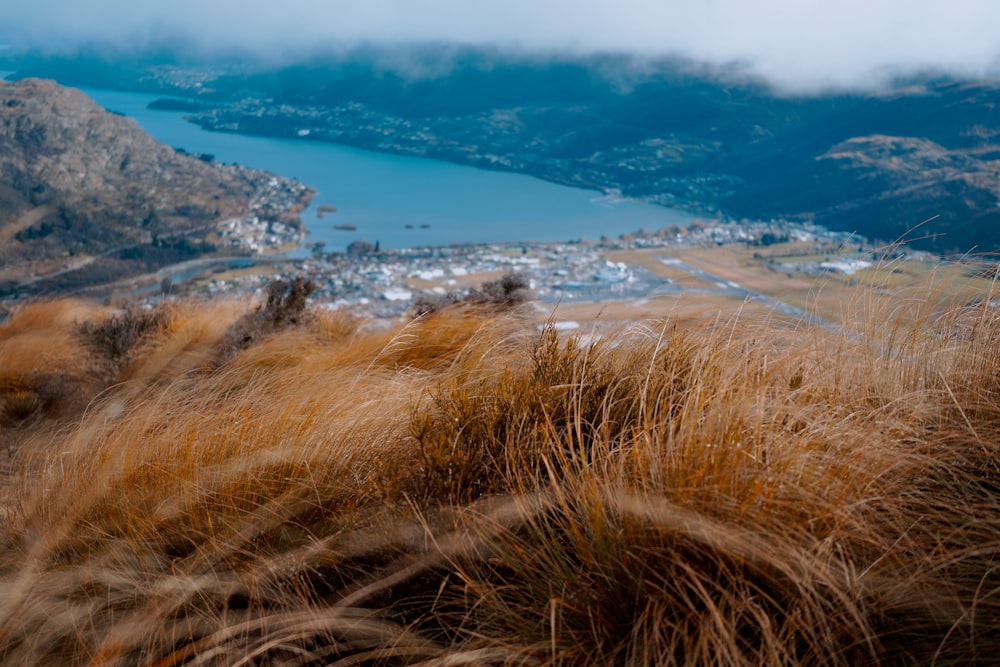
[{"xmin": 4, "ymin": 0, "xmax": 1000, "ymax": 90}]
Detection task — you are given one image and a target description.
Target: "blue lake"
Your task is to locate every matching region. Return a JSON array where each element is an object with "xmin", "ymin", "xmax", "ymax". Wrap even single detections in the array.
[{"xmin": 79, "ymin": 87, "xmax": 694, "ymax": 253}]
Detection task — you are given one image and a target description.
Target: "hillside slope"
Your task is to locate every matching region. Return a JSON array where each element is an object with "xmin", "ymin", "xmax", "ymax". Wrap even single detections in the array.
[{"xmin": 0, "ymin": 78, "xmax": 310, "ymax": 296}]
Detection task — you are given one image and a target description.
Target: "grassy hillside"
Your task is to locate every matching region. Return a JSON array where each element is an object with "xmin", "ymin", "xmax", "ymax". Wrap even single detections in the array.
[{"xmin": 1, "ymin": 280, "xmax": 1000, "ymax": 664}]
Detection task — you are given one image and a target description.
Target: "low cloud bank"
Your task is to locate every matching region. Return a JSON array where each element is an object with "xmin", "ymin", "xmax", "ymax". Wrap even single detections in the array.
[{"xmin": 4, "ymin": 0, "xmax": 1000, "ymax": 89}]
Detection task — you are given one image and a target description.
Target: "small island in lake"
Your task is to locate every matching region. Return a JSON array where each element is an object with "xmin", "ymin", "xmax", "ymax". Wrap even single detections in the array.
[{"xmin": 316, "ymin": 204, "xmax": 337, "ymax": 218}]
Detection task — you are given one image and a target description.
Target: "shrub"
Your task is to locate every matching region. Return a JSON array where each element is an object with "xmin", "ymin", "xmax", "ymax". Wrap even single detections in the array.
[
  {"xmin": 76, "ymin": 304, "xmax": 171, "ymax": 372},
  {"xmin": 222, "ymin": 276, "xmax": 316, "ymax": 355},
  {"xmin": 412, "ymin": 272, "xmax": 532, "ymax": 317},
  {"xmin": 411, "ymin": 291, "xmax": 461, "ymax": 318},
  {"xmin": 467, "ymin": 272, "xmax": 532, "ymax": 307}
]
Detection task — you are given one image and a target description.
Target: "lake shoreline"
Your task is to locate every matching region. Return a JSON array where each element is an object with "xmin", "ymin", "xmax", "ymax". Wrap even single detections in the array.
[
  {"xmin": 78, "ymin": 86, "xmax": 697, "ymax": 254},
  {"xmin": 182, "ymin": 117, "xmax": 647, "ymax": 206},
  {"xmin": 184, "ymin": 111, "xmax": 720, "ymax": 221}
]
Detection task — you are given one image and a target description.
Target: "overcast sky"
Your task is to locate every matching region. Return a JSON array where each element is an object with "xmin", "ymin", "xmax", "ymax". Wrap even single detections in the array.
[{"xmin": 5, "ymin": 0, "xmax": 1000, "ymax": 89}]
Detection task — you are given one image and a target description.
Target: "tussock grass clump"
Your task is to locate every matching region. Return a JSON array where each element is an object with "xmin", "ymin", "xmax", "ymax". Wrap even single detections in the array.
[
  {"xmin": 0, "ymin": 289, "xmax": 999, "ymax": 664},
  {"xmin": 0, "ymin": 300, "xmax": 108, "ymax": 429}
]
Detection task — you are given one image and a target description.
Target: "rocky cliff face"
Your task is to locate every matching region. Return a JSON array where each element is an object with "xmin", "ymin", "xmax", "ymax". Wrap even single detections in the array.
[{"xmin": 0, "ymin": 79, "xmax": 304, "ymax": 296}]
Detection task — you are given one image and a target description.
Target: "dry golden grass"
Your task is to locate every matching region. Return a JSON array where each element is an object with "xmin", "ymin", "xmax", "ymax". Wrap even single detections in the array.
[
  {"xmin": 0, "ymin": 284, "xmax": 999, "ymax": 665},
  {"xmin": 0, "ymin": 300, "xmax": 110, "ymax": 427}
]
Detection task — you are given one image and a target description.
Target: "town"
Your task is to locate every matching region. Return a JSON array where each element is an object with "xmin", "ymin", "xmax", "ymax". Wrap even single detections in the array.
[
  {"xmin": 215, "ymin": 174, "xmax": 313, "ymax": 254},
  {"xmin": 157, "ymin": 215, "xmax": 929, "ymax": 324}
]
